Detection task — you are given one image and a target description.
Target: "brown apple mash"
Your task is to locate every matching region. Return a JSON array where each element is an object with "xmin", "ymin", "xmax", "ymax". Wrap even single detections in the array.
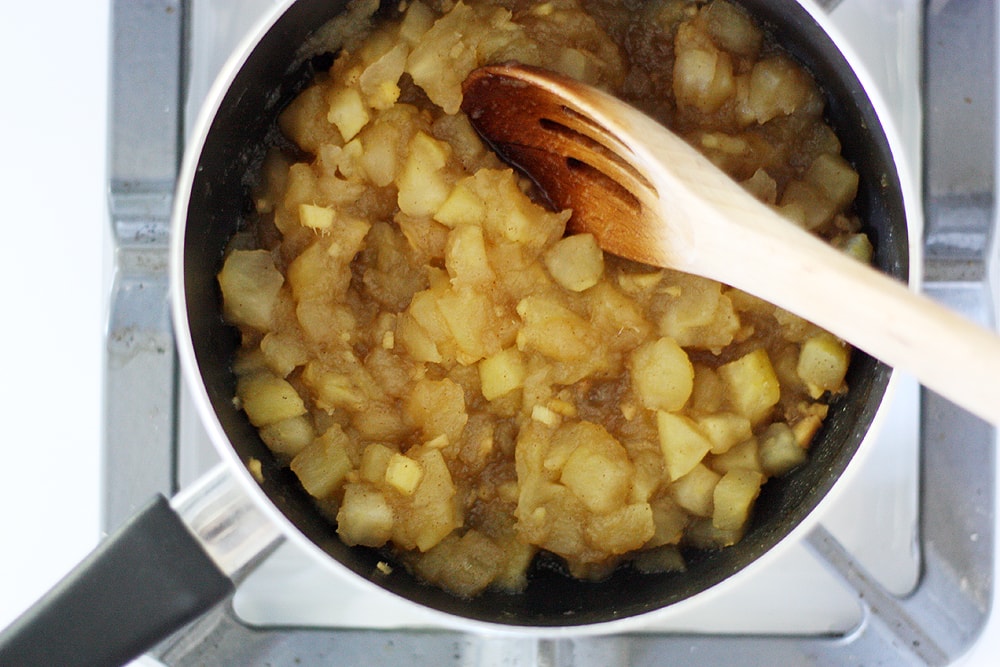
[{"xmin": 218, "ymin": 0, "xmax": 871, "ymax": 597}]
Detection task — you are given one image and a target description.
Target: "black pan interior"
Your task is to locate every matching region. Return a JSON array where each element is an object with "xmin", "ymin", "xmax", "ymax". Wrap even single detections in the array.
[{"xmin": 180, "ymin": 0, "xmax": 907, "ymax": 626}]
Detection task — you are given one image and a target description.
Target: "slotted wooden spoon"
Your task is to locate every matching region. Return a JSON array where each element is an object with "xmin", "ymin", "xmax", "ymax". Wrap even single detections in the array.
[{"xmin": 461, "ymin": 63, "xmax": 1000, "ymax": 426}]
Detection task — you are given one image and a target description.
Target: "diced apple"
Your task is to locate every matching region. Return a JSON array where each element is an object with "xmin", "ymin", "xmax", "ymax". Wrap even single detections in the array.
[
  {"xmin": 657, "ymin": 411, "xmax": 713, "ymax": 480},
  {"xmin": 396, "ymin": 312, "xmax": 443, "ymax": 363},
  {"xmin": 359, "ymin": 43, "xmax": 408, "ymax": 110},
  {"xmin": 713, "ymin": 468, "xmax": 764, "ymax": 531},
  {"xmin": 797, "ymin": 332, "xmax": 850, "ymax": 398},
  {"xmin": 747, "ymin": 55, "xmax": 818, "ymax": 123},
  {"xmin": 697, "ymin": 412, "xmax": 752, "ymax": 455},
  {"xmin": 702, "ymin": 0, "xmax": 762, "ymax": 57},
  {"xmin": 408, "ymin": 447, "xmax": 460, "ymax": 551},
  {"xmin": 758, "ymin": 422, "xmax": 807, "ymax": 476},
  {"xmin": 804, "ymin": 153, "xmax": 858, "ymax": 211},
  {"xmin": 259, "ymin": 332, "xmax": 309, "ymax": 378},
  {"xmin": 445, "ymin": 224, "xmax": 494, "ymax": 287},
  {"xmin": 673, "ymin": 25, "xmax": 735, "ymax": 113},
  {"xmin": 413, "ymin": 530, "xmax": 502, "ymax": 598},
  {"xmin": 585, "ymin": 502, "xmax": 655, "ymax": 554},
  {"xmin": 647, "ymin": 494, "xmax": 690, "ymax": 548},
  {"xmin": 396, "ymin": 131, "xmax": 452, "ymax": 217},
  {"xmin": 543, "ymin": 234, "xmax": 605, "ymax": 292},
  {"xmin": 836, "ymin": 233, "xmax": 874, "ymax": 264},
  {"xmin": 327, "ymin": 86, "xmax": 369, "ymax": 142},
  {"xmin": 515, "ymin": 296, "xmax": 597, "ymax": 362},
  {"xmin": 632, "ymin": 544, "xmax": 687, "ymax": 574},
  {"xmin": 301, "ymin": 362, "xmax": 366, "ymax": 412},
  {"xmin": 671, "ymin": 461, "xmax": 720, "ymax": 518},
  {"xmin": 658, "ymin": 273, "xmax": 740, "ymax": 351},
  {"xmin": 779, "ymin": 179, "xmax": 836, "ymax": 230},
  {"xmin": 278, "ymin": 83, "xmax": 342, "ymax": 154},
  {"xmin": 710, "ymin": 437, "xmax": 762, "ymax": 475},
  {"xmin": 258, "ymin": 415, "xmax": 315, "ymax": 460},
  {"xmin": 404, "ymin": 377, "xmax": 468, "ymax": 444},
  {"xmin": 290, "ymin": 425, "xmax": 354, "ymax": 498},
  {"xmin": 558, "ymin": 423, "xmax": 633, "ymax": 515},
  {"xmin": 434, "ymin": 179, "xmax": 487, "ymax": 228},
  {"xmin": 385, "ymin": 453, "xmax": 424, "ymax": 495},
  {"xmin": 399, "ymin": 0, "xmax": 436, "ymax": 45},
  {"xmin": 478, "ymin": 347, "xmax": 526, "ymax": 401},
  {"xmin": 628, "ymin": 337, "xmax": 694, "ymax": 412},
  {"xmin": 337, "ymin": 482, "xmax": 394, "ymax": 547},
  {"xmin": 718, "ymin": 348, "xmax": 781, "ymax": 424},
  {"xmin": 218, "ymin": 249, "xmax": 284, "ymax": 331},
  {"xmin": 237, "ymin": 372, "xmax": 307, "ymax": 427},
  {"xmin": 436, "ymin": 286, "xmax": 494, "ymax": 364},
  {"xmin": 359, "ymin": 442, "xmax": 395, "ymax": 483}
]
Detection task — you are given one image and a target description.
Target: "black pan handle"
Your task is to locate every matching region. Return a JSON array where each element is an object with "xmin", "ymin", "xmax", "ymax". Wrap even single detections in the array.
[
  {"xmin": 0, "ymin": 495, "xmax": 231, "ymax": 667},
  {"xmin": 0, "ymin": 465, "xmax": 282, "ymax": 667}
]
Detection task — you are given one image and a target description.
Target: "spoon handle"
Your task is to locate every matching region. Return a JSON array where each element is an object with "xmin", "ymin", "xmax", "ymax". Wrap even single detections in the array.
[
  {"xmin": 703, "ymin": 203, "xmax": 1000, "ymax": 427},
  {"xmin": 620, "ymin": 105, "xmax": 1000, "ymax": 426}
]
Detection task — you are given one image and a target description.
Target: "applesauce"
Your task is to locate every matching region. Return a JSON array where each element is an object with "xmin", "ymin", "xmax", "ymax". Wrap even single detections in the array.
[{"xmin": 217, "ymin": 0, "xmax": 871, "ymax": 597}]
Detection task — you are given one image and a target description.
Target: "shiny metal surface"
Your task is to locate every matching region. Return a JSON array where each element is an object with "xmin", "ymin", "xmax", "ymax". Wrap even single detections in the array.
[
  {"xmin": 170, "ymin": 464, "xmax": 283, "ymax": 584},
  {"xmin": 105, "ymin": 0, "xmax": 185, "ymax": 529}
]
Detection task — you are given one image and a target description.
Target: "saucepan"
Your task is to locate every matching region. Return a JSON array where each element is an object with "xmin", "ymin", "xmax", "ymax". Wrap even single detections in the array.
[{"xmin": 0, "ymin": 0, "xmax": 913, "ymax": 664}]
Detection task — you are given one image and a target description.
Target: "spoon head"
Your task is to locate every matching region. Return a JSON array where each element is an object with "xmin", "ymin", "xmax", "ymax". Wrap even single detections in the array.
[{"xmin": 461, "ymin": 64, "xmax": 670, "ymax": 266}]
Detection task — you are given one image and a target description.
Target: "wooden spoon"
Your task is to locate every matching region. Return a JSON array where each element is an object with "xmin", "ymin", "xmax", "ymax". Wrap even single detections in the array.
[{"xmin": 461, "ymin": 63, "xmax": 1000, "ymax": 426}]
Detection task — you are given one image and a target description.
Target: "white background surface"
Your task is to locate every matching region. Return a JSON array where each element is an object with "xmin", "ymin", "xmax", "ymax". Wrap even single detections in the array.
[
  {"xmin": 0, "ymin": 1, "xmax": 997, "ymax": 665},
  {"xmin": 0, "ymin": 0, "xmax": 108, "ymax": 632}
]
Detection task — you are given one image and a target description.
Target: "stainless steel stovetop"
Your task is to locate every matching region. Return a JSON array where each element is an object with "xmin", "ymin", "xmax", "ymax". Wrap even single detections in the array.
[{"xmin": 105, "ymin": 0, "xmax": 997, "ymax": 664}]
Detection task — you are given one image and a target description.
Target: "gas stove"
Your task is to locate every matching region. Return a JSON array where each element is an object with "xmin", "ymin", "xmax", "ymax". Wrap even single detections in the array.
[{"xmin": 105, "ymin": 0, "xmax": 997, "ymax": 664}]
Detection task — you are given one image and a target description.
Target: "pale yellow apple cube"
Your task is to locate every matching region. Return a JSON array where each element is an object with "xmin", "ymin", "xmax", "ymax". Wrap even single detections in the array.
[
  {"xmin": 298, "ymin": 203, "xmax": 335, "ymax": 231},
  {"xmin": 445, "ymin": 224, "xmax": 494, "ymax": 287},
  {"xmin": 399, "ymin": 0, "xmax": 435, "ymax": 45},
  {"xmin": 628, "ymin": 337, "xmax": 694, "ymax": 412},
  {"xmin": 396, "ymin": 313, "xmax": 443, "ymax": 363},
  {"xmin": 397, "ymin": 131, "xmax": 452, "ymax": 217},
  {"xmin": 710, "ymin": 437, "xmax": 763, "ymax": 475},
  {"xmin": 259, "ymin": 332, "xmax": 309, "ymax": 378},
  {"xmin": 670, "ymin": 462, "xmax": 721, "ymax": 517},
  {"xmin": 559, "ymin": 432, "xmax": 632, "ymax": 514},
  {"xmin": 385, "ymin": 453, "xmax": 424, "ymax": 495},
  {"xmin": 217, "ymin": 249, "xmax": 284, "ymax": 331},
  {"xmin": 434, "ymin": 179, "xmax": 487, "ymax": 228},
  {"xmin": 804, "ymin": 153, "xmax": 858, "ymax": 211},
  {"xmin": 436, "ymin": 286, "xmax": 493, "ymax": 364},
  {"xmin": 358, "ymin": 43, "xmax": 408, "ymax": 110},
  {"xmin": 747, "ymin": 55, "xmax": 816, "ymax": 124},
  {"xmin": 237, "ymin": 372, "xmax": 307, "ymax": 427},
  {"xmin": 718, "ymin": 348, "xmax": 781, "ymax": 424},
  {"xmin": 290, "ymin": 426, "xmax": 354, "ymax": 499},
  {"xmin": 478, "ymin": 347, "xmax": 526, "ymax": 401},
  {"xmin": 758, "ymin": 422, "xmax": 807, "ymax": 476},
  {"xmin": 515, "ymin": 296, "xmax": 596, "ymax": 362},
  {"xmin": 359, "ymin": 443, "xmax": 395, "ymax": 483},
  {"xmin": 713, "ymin": 468, "xmax": 764, "ymax": 531},
  {"xmin": 543, "ymin": 234, "xmax": 605, "ymax": 292},
  {"xmin": 258, "ymin": 415, "xmax": 315, "ymax": 459},
  {"xmin": 697, "ymin": 412, "xmax": 753, "ymax": 455},
  {"xmin": 673, "ymin": 34, "xmax": 734, "ymax": 113},
  {"xmin": 327, "ymin": 86, "xmax": 369, "ymax": 141},
  {"xmin": 337, "ymin": 483, "xmax": 394, "ymax": 547},
  {"xmin": 657, "ymin": 411, "xmax": 713, "ymax": 480},
  {"xmin": 585, "ymin": 502, "xmax": 655, "ymax": 555},
  {"xmin": 797, "ymin": 332, "xmax": 850, "ymax": 398}
]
